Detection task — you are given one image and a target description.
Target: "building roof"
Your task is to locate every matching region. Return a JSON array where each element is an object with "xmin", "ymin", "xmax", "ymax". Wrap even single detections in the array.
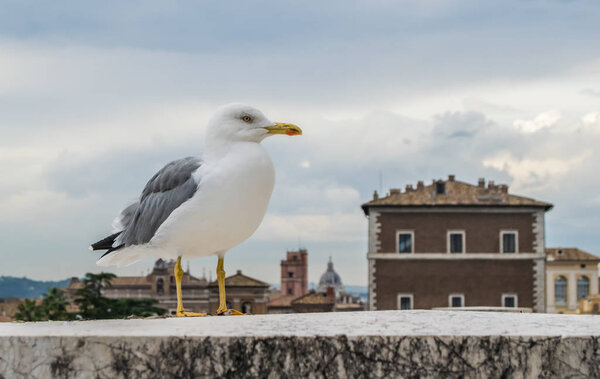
[
  {"xmin": 362, "ymin": 176, "xmax": 553, "ymax": 215},
  {"xmin": 208, "ymin": 270, "xmax": 269, "ymax": 288},
  {"xmin": 111, "ymin": 276, "xmax": 151, "ymax": 286},
  {"xmin": 317, "ymin": 258, "xmax": 344, "ymax": 293},
  {"xmin": 291, "ymin": 291, "xmax": 334, "ymax": 305},
  {"xmin": 546, "ymin": 248, "xmax": 600, "ymax": 262},
  {"xmin": 268, "ymin": 295, "xmax": 295, "ymax": 307}
]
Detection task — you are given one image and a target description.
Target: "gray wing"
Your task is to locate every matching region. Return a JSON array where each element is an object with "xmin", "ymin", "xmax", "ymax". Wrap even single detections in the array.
[{"xmin": 114, "ymin": 157, "xmax": 202, "ymax": 247}]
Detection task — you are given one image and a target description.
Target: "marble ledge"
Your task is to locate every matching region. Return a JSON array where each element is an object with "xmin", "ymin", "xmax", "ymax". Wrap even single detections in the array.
[{"xmin": 1, "ymin": 310, "xmax": 599, "ymax": 378}]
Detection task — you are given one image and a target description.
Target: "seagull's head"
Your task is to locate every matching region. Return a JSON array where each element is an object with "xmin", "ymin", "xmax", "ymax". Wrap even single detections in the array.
[{"xmin": 206, "ymin": 103, "xmax": 302, "ymax": 143}]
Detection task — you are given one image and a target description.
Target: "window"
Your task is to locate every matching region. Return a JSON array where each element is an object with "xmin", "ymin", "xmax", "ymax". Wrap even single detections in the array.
[
  {"xmin": 436, "ymin": 182, "xmax": 445, "ymax": 194},
  {"xmin": 500, "ymin": 231, "xmax": 518, "ymax": 253},
  {"xmin": 397, "ymin": 231, "xmax": 414, "ymax": 253},
  {"xmin": 577, "ymin": 276, "xmax": 590, "ymax": 300},
  {"xmin": 156, "ymin": 278, "xmax": 164, "ymax": 295},
  {"xmin": 448, "ymin": 294, "xmax": 464, "ymax": 307},
  {"xmin": 288, "ymin": 272, "xmax": 294, "ymax": 278},
  {"xmin": 287, "ymin": 287, "xmax": 293, "ymax": 295},
  {"xmin": 555, "ymin": 276, "xmax": 568, "ymax": 306},
  {"xmin": 397, "ymin": 294, "xmax": 413, "ymax": 310},
  {"xmin": 502, "ymin": 294, "xmax": 518, "ymax": 308},
  {"xmin": 447, "ymin": 231, "xmax": 465, "ymax": 253},
  {"xmin": 241, "ymin": 302, "xmax": 252, "ymax": 314}
]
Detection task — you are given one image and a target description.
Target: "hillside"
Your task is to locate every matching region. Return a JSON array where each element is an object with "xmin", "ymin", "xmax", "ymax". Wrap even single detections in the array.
[{"xmin": 0, "ymin": 276, "xmax": 70, "ymax": 299}]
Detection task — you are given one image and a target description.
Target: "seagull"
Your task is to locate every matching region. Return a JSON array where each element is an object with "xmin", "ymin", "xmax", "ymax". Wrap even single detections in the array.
[{"xmin": 90, "ymin": 103, "xmax": 302, "ymax": 316}]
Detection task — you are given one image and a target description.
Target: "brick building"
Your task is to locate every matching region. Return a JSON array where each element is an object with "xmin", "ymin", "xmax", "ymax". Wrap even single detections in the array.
[
  {"xmin": 280, "ymin": 249, "xmax": 308, "ymax": 298},
  {"xmin": 362, "ymin": 175, "xmax": 553, "ymax": 312}
]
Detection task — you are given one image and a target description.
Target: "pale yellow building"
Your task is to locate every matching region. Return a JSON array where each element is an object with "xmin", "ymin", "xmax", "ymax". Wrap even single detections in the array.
[{"xmin": 545, "ymin": 248, "xmax": 600, "ymax": 314}]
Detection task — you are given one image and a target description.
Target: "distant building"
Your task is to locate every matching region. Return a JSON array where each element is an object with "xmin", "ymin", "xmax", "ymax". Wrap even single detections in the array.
[
  {"xmin": 268, "ymin": 251, "xmax": 365, "ymax": 313},
  {"xmin": 0, "ymin": 298, "xmax": 24, "ymax": 322},
  {"xmin": 545, "ymin": 248, "xmax": 600, "ymax": 314},
  {"xmin": 362, "ymin": 175, "xmax": 553, "ymax": 312},
  {"xmin": 291, "ymin": 288, "xmax": 335, "ymax": 313},
  {"xmin": 280, "ymin": 249, "xmax": 308, "ymax": 298},
  {"xmin": 578, "ymin": 294, "xmax": 600, "ymax": 315},
  {"xmin": 207, "ymin": 270, "xmax": 270, "ymax": 314},
  {"xmin": 317, "ymin": 258, "xmax": 344, "ymax": 296},
  {"xmin": 67, "ymin": 259, "xmax": 269, "ymax": 315}
]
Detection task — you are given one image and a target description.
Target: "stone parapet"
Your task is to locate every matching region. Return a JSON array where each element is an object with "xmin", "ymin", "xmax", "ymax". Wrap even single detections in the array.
[{"xmin": 1, "ymin": 311, "xmax": 599, "ymax": 378}]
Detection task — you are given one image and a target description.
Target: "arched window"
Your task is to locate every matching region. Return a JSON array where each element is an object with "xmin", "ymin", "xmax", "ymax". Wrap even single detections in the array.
[
  {"xmin": 242, "ymin": 302, "xmax": 252, "ymax": 314},
  {"xmin": 555, "ymin": 276, "xmax": 567, "ymax": 306},
  {"xmin": 577, "ymin": 276, "xmax": 590, "ymax": 300},
  {"xmin": 156, "ymin": 278, "xmax": 164, "ymax": 295}
]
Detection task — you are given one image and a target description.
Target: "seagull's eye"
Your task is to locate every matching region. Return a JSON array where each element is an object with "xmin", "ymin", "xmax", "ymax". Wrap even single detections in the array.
[{"xmin": 241, "ymin": 115, "xmax": 252, "ymax": 123}]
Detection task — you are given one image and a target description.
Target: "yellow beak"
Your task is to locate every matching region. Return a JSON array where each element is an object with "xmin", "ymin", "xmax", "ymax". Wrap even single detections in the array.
[{"xmin": 264, "ymin": 122, "xmax": 302, "ymax": 136}]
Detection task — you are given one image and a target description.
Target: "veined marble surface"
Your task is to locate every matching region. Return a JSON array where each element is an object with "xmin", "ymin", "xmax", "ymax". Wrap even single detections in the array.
[
  {"xmin": 1, "ymin": 310, "xmax": 599, "ymax": 337},
  {"xmin": 1, "ymin": 311, "xmax": 599, "ymax": 378}
]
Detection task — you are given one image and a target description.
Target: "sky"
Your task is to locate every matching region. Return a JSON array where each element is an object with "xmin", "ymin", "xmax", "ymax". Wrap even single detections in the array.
[{"xmin": 1, "ymin": 0, "xmax": 599, "ymax": 286}]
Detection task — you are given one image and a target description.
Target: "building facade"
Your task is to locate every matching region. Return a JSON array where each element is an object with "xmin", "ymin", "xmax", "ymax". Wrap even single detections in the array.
[
  {"xmin": 268, "ymin": 251, "xmax": 365, "ymax": 313},
  {"xmin": 207, "ymin": 270, "xmax": 270, "ymax": 314},
  {"xmin": 545, "ymin": 248, "xmax": 600, "ymax": 314},
  {"xmin": 67, "ymin": 259, "xmax": 270, "ymax": 315},
  {"xmin": 362, "ymin": 175, "xmax": 553, "ymax": 312},
  {"xmin": 280, "ymin": 249, "xmax": 308, "ymax": 298}
]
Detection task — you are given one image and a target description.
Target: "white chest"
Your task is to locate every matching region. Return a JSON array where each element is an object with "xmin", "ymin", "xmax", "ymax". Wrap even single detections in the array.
[{"xmin": 153, "ymin": 143, "xmax": 275, "ymax": 257}]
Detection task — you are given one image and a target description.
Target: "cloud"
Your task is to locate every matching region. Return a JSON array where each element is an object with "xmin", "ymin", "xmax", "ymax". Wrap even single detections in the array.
[
  {"xmin": 254, "ymin": 212, "xmax": 366, "ymax": 243},
  {"xmin": 580, "ymin": 88, "xmax": 600, "ymax": 98},
  {"xmin": 482, "ymin": 151, "xmax": 590, "ymax": 191},
  {"xmin": 2, "ymin": 1, "xmax": 600, "ymax": 282},
  {"xmin": 513, "ymin": 111, "xmax": 561, "ymax": 133},
  {"xmin": 582, "ymin": 112, "xmax": 600, "ymax": 129}
]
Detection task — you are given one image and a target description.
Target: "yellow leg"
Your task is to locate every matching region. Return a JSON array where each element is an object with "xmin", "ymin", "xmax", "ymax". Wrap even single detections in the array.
[
  {"xmin": 175, "ymin": 256, "xmax": 206, "ymax": 317},
  {"xmin": 216, "ymin": 256, "xmax": 244, "ymax": 316}
]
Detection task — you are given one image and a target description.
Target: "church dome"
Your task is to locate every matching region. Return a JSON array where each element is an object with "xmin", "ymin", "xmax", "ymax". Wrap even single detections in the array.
[{"xmin": 318, "ymin": 258, "xmax": 344, "ymax": 294}]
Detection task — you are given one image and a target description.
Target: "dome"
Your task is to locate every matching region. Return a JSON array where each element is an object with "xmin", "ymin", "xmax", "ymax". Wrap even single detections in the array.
[{"xmin": 317, "ymin": 258, "xmax": 344, "ymax": 294}]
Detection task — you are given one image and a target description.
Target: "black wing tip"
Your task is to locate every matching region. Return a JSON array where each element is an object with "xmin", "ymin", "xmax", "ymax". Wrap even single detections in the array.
[{"xmin": 90, "ymin": 232, "xmax": 122, "ymax": 251}]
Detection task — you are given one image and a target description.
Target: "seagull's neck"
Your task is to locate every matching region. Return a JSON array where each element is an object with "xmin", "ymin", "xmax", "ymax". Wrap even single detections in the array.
[{"xmin": 202, "ymin": 138, "xmax": 263, "ymax": 163}]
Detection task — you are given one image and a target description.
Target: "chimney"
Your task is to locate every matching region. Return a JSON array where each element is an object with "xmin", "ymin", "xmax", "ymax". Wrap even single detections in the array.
[
  {"xmin": 405, "ymin": 184, "xmax": 414, "ymax": 192},
  {"xmin": 478, "ymin": 178, "xmax": 485, "ymax": 188},
  {"xmin": 326, "ymin": 286, "xmax": 335, "ymax": 301},
  {"xmin": 389, "ymin": 188, "xmax": 401, "ymax": 195},
  {"xmin": 499, "ymin": 184, "xmax": 508, "ymax": 193},
  {"xmin": 488, "ymin": 181, "xmax": 496, "ymax": 190},
  {"xmin": 373, "ymin": 190, "xmax": 379, "ymax": 200},
  {"xmin": 236, "ymin": 270, "xmax": 242, "ymax": 275},
  {"xmin": 448, "ymin": 174, "xmax": 455, "ymax": 182},
  {"xmin": 417, "ymin": 181, "xmax": 424, "ymax": 190}
]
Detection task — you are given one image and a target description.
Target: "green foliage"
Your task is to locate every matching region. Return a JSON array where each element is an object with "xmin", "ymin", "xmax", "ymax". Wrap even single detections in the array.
[
  {"xmin": 42, "ymin": 287, "xmax": 73, "ymax": 321},
  {"xmin": 14, "ymin": 299, "xmax": 44, "ymax": 321},
  {"xmin": 13, "ymin": 272, "xmax": 166, "ymax": 322},
  {"xmin": 74, "ymin": 272, "xmax": 117, "ymax": 319},
  {"xmin": 110, "ymin": 298, "xmax": 166, "ymax": 318}
]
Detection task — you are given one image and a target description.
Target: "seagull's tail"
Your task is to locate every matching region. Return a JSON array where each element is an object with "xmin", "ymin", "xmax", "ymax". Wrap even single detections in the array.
[{"xmin": 96, "ymin": 245, "xmax": 148, "ymax": 267}]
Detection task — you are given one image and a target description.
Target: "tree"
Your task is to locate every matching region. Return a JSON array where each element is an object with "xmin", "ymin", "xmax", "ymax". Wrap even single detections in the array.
[
  {"xmin": 110, "ymin": 298, "xmax": 166, "ymax": 318},
  {"xmin": 14, "ymin": 299, "xmax": 44, "ymax": 321},
  {"xmin": 74, "ymin": 272, "xmax": 166, "ymax": 319},
  {"xmin": 15, "ymin": 272, "xmax": 166, "ymax": 321},
  {"xmin": 41, "ymin": 287, "xmax": 72, "ymax": 321},
  {"xmin": 74, "ymin": 272, "xmax": 116, "ymax": 319}
]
